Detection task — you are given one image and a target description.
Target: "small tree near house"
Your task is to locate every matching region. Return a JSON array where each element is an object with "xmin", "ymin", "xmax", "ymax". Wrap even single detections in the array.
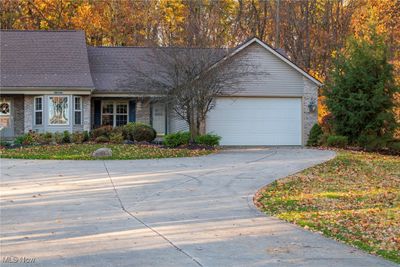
[
  {"xmin": 324, "ymin": 26, "xmax": 399, "ymax": 144},
  {"xmin": 124, "ymin": 46, "xmax": 256, "ymax": 140}
]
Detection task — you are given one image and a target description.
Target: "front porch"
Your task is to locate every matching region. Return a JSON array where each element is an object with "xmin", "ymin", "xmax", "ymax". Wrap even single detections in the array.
[
  {"xmin": 1, "ymin": 94, "xmax": 187, "ymax": 139},
  {"xmin": 91, "ymin": 97, "xmax": 168, "ymax": 135},
  {"xmin": 0, "ymin": 95, "xmax": 24, "ymax": 140}
]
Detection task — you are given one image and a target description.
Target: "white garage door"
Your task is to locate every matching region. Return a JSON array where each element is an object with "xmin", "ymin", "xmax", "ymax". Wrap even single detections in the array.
[{"xmin": 206, "ymin": 97, "xmax": 302, "ymax": 145}]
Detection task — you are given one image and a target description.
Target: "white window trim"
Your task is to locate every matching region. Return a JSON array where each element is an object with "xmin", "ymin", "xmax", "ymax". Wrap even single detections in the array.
[
  {"xmin": 101, "ymin": 100, "xmax": 129, "ymax": 127},
  {"xmin": 48, "ymin": 95, "xmax": 69, "ymax": 126},
  {"xmin": 74, "ymin": 96, "xmax": 82, "ymax": 125},
  {"xmin": 34, "ymin": 96, "xmax": 43, "ymax": 125}
]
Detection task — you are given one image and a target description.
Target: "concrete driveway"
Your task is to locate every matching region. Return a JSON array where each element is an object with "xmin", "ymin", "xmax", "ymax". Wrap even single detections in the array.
[{"xmin": 0, "ymin": 148, "xmax": 396, "ymax": 267}]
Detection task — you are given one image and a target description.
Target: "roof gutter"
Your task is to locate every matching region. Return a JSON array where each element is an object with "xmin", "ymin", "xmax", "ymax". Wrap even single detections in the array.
[{"xmin": 0, "ymin": 86, "xmax": 94, "ymax": 95}]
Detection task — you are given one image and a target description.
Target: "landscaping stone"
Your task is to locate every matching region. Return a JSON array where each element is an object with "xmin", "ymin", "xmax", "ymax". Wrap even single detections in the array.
[
  {"xmin": 123, "ymin": 140, "xmax": 134, "ymax": 145},
  {"xmin": 92, "ymin": 147, "xmax": 112, "ymax": 157}
]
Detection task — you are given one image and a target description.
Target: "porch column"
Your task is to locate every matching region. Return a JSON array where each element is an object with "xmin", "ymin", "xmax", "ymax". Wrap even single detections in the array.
[
  {"xmin": 82, "ymin": 96, "xmax": 91, "ymax": 132},
  {"xmin": 24, "ymin": 95, "xmax": 33, "ymax": 133},
  {"xmin": 14, "ymin": 95, "xmax": 25, "ymax": 136}
]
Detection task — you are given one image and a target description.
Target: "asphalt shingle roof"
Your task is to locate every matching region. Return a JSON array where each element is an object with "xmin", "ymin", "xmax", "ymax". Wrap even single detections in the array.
[
  {"xmin": 87, "ymin": 46, "xmax": 228, "ymax": 94},
  {"xmin": 1, "ymin": 31, "xmax": 321, "ymax": 92},
  {"xmin": 0, "ymin": 30, "xmax": 94, "ymax": 88}
]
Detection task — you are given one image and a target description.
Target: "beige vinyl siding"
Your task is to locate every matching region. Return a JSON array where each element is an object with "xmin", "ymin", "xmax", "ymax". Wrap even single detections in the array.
[
  {"xmin": 224, "ymin": 43, "xmax": 304, "ymax": 97},
  {"xmin": 168, "ymin": 108, "xmax": 189, "ymax": 133}
]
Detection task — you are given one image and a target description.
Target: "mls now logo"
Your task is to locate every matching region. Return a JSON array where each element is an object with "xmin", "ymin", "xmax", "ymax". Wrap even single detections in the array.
[{"xmin": 2, "ymin": 256, "xmax": 36, "ymax": 264}]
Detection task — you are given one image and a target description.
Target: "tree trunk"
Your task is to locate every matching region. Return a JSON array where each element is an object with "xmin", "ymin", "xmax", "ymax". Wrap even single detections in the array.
[
  {"xmin": 189, "ymin": 108, "xmax": 198, "ymax": 142},
  {"xmin": 198, "ymin": 119, "xmax": 206, "ymax": 135}
]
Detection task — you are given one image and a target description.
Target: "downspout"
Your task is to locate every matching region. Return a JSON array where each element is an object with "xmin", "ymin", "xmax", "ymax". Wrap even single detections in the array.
[{"xmin": 164, "ymin": 103, "xmax": 168, "ymax": 134}]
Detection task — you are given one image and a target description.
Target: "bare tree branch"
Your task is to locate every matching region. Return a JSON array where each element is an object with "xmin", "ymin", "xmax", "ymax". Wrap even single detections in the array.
[{"xmin": 121, "ymin": 44, "xmax": 258, "ymax": 139}]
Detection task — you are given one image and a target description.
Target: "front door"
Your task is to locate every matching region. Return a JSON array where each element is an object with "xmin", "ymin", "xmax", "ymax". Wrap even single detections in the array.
[
  {"xmin": 152, "ymin": 103, "xmax": 166, "ymax": 135},
  {"xmin": 0, "ymin": 98, "xmax": 14, "ymax": 138}
]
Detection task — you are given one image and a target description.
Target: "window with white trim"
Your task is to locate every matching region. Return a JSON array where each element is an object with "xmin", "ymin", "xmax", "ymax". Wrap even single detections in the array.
[
  {"xmin": 101, "ymin": 101, "xmax": 128, "ymax": 127},
  {"xmin": 116, "ymin": 102, "xmax": 128, "ymax": 126},
  {"xmin": 34, "ymin": 96, "xmax": 43, "ymax": 125},
  {"xmin": 48, "ymin": 96, "xmax": 69, "ymax": 125},
  {"xmin": 74, "ymin": 96, "xmax": 82, "ymax": 125}
]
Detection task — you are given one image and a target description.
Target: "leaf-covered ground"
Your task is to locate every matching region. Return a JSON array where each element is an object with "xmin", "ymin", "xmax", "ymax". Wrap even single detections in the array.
[
  {"xmin": 255, "ymin": 150, "xmax": 400, "ymax": 263},
  {"xmin": 0, "ymin": 144, "xmax": 214, "ymax": 160}
]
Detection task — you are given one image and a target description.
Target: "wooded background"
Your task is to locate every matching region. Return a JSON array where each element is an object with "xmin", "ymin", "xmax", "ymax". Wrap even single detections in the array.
[{"xmin": 1, "ymin": 0, "xmax": 399, "ymax": 84}]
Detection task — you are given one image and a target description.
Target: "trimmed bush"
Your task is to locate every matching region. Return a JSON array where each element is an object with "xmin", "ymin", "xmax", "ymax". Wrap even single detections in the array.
[
  {"xmin": 388, "ymin": 141, "xmax": 400, "ymax": 152},
  {"xmin": 14, "ymin": 134, "xmax": 29, "ymax": 145},
  {"xmin": 164, "ymin": 132, "xmax": 190, "ymax": 148},
  {"xmin": 307, "ymin": 124, "xmax": 323, "ymax": 146},
  {"xmin": 132, "ymin": 123, "xmax": 157, "ymax": 142},
  {"xmin": 91, "ymin": 126, "xmax": 113, "ymax": 139},
  {"xmin": 83, "ymin": 131, "xmax": 90, "ymax": 142},
  {"xmin": 71, "ymin": 132, "xmax": 84, "ymax": 144},
  {"xmin": 194, "ymin": 134, "xmax": 221, "ymax": 146},
  {"xmin": 62, "ymin": 131, "xmax": 71, "ymax": 143},
  {"xmin": 326, "ymin": 135, "xmax": 348, "ymax": 148},
  {"xmin": 54, "ymin": 132, "xmax": 63, "ymax": 144},
  {"xmin": 14, "ymin": 132, "xmax": 37, "ymax": 145},
  {"xmin": 0, "ymin": 140, "xmax": 11, "ymax": 147},
  {"xmin": 318, "ymin": 133, "xmax": 330, "ymax": 146},
  {"xmin": 95, "ymin": 136, "xmax": 109, "ymax": 143},
  {"xmin": 122, "ymin": 122, "xmax": 136, "ymax": 140},
  {"xmin": 42, "ymin": 132, "xmax": 53, "ymax": 144},
  {"xmin": 357, "ymin": 133, "xmax": 391, "ymax": 151},
  {"xmin": 110, "ymin": 132, "xmax": 124, "ymax": 144}
]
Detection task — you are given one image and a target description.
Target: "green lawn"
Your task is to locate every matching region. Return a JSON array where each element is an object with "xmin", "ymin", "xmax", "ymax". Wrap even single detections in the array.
[
  {"xmin": 0, "ymin": 143, "xmax": 214, "ymax": 160},
  {"xmin": 255, "ymin": 150, "xmax": 400, "ymax": 263}
]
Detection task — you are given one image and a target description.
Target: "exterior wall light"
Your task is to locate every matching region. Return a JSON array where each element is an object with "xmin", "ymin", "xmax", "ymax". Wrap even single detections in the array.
[{"xmin": 308, "ymin": 98, "xmax": 317, "ymax": 112}]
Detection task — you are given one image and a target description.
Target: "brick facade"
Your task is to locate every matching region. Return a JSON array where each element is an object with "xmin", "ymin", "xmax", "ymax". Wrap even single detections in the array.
[
  {"xmin": 82, "ymin": 96, "xmax": 91, "ymax": 132},
  {"xmin": 23, "ymin": 95, "xmax": 33, "ymax": 133},
  {"xmin": 303, "ymin": 77, "xmax": 319, "ymax": 145},
  {"xmin": 13, "ymin": 95, "xmax": 25, "ymax": 136}
]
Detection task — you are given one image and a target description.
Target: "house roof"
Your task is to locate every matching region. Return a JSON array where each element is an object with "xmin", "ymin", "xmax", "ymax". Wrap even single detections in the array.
[
  {"xmin": 0, "ymin": 30, "xmax": 321, "ymax": 92},
  {"xmin": 88, "ymin": 46, "xmax": 161, "ymax": 94},
  {"xmin": 87, "ymin": 46, "xmax": 228, "ymax": 94},
  {"xmin": 0, "ymin": 30, "xmax": 94, "ymax": 89}
]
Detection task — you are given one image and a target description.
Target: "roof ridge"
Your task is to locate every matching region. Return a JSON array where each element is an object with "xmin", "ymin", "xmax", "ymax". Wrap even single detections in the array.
[
  {"xmin": 89, "ymin": 45, "xmax": 230, "ymax": 49},
  {"xmin": 0, "ymin": 29, "xmax": 83, "ymax": 32}
]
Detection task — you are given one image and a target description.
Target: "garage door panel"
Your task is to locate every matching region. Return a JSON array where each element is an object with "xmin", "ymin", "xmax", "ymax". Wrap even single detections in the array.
[{"xmin": 206, "ymin": 98, "xmax": 302, "ymax": 145}]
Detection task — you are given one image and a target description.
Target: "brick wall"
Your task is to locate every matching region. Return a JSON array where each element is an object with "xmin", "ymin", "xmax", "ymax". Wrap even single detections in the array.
[
  {"xmin": 303, "ymin": 77, "xmax": 318, "ymax": 145},
  {"xmin": 13, "ymin": 95, "xmax": 24, "ymax": 136},
  {"xmin": 23, "ymin": 95, "xmax": 34, "ymax": 133},
  {"xmin": 82, "ymin": 95, "xmax": 91, "ymax": 131}
]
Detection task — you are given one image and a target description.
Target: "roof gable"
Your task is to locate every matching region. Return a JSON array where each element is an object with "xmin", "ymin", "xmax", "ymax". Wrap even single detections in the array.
[
  {"xmin": 221, "ymin": 37, "xmax": 322, "ymax": 86},
  {"xmin": 0, "ymin": 30, "xmax": 94, "ymax": 89}
]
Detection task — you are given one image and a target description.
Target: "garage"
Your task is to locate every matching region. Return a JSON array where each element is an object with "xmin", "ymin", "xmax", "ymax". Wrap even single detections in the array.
[{"xmin": 206, "ymin": 97, "xmax": 302, "ymax": 146}]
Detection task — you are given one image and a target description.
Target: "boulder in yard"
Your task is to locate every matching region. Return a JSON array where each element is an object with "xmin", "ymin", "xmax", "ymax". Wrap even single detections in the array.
[{"xmin": 92, "ymin": 147, "xmax": 112, "ymax": 158}]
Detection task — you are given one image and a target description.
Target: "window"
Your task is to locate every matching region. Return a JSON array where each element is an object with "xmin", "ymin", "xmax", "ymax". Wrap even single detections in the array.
[
  {"xmin": 101, "ymin": 101, "xmax": 114, "ymax": 126},
  {"xmin": 34, "ymin": 97, "xmax": 43, "ymax": 125},
  {"xmin": 116, "ymin": 103, "xmax": 128, "ymax": 126},
  {"xmin": 0, "ymin": 101, "xmax": 10, "ymax": 116},
  {"xmin": 74, "ymin": 97, "xmax": 82, "ymax": 125},
  {"xmin": 48, "ymin": 96, "xmax": 69, "ymax": 125},
  {"xmin": 0, "ymin": 100, "xmax": 11, "ymax": 128},
  {"xmin": 101, "ymin": 101, "xmax": 128, "ymax": 127}
]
